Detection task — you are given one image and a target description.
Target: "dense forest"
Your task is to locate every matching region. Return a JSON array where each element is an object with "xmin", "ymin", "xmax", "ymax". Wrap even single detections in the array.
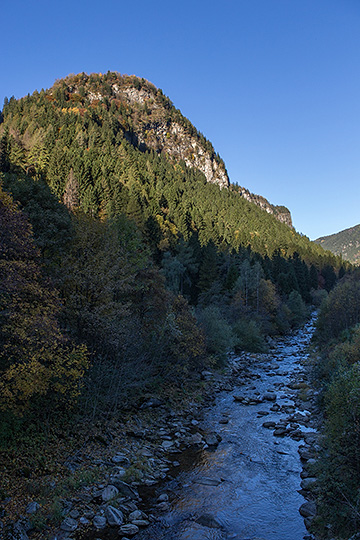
[{"xmin": 0, "ymin": 71, "xmax": 352, "ymax": 538}]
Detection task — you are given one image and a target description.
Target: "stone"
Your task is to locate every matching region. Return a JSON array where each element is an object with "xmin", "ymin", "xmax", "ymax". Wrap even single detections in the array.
[
  {"xmin": 60, "ymin": 516, "xmax": 78, "ymax": 532},
  {"xmin": 93, "ymin": 515, "xmax": 107, "ymax": 529},
  {"xmin": 162, "ymin": 440, "xmax": 174, "ymax": 449},
  {"xmin": 263, "ymin": 392, "xmax": 277, "ymax": 401},
  {"xmin": 301, "ymin": 477, "xmax": 317, "ymax": 490},
  {"xmin": 262, "ymin": 421, "xmax": 276, "ymax": 428},
  {"xmin": 140, "ymin": 397, "xmax": 163, "ymax": 409},
  {"xmin": 132, "ymin": 519, "xmax": 150, "ymax": 527},
  {"xmin": 102, "ymin": 485, "xmax": 119, "ymax": 502},
  {"xmin": 129, "ymin": 510, "xmax": 143, "ymax": 520},
  {"xmin": 118, "ymin": 523, "xmax": 140, "ymax": 536},
  {"xmin": 111, "ymin": 480, "xmax": 139, "ymax": 499},
  {"xmin": 112, "ymin": 454, "xmax": 130, "ymax": 465},
  {"xmin": 194, "ymin": 477, "xmax": 222, "ymax": 486},
  {"xmin": 157, "ymin": 493, "xmax": 169, "ymax": 502},
  {"xmin": 299, "ymin": 500, "xmax": 316, "ymax": 518},
  {"xmin": 195, "ymin": 513, "xmax": 223, "ymax": 529},
  {"xmin": 273, "ymin": 427, "xmax": 287, "ymax": 436},
  {"xmin": 105, "ymin": 505, "xmax": 124, "ymax": 526},
  {"xmin": 204, "ymin": 432, "xmax": 221, "ymax": 446},
  {"xmin": 25, "ymin": 501, "xmax": 40, "ymax": 514}
]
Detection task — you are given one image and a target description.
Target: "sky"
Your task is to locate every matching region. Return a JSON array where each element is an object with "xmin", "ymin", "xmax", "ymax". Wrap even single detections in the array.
[{"xmin": 1, "ymin": 0, "xmax": 359, "ymax": 240}]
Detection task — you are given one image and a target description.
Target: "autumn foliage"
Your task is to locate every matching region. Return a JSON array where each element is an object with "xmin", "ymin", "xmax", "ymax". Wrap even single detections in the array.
[{"xmin": 0, "ymin": 185, "xmax": 88, "ymax": 414}]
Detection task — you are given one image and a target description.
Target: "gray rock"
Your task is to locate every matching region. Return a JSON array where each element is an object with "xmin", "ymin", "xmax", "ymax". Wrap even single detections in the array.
[
  {"xmin": 273, "ymin": 427, "xmax": 287, "ymax": 436},
  {"xmin": 204, "ymin": 432, "xmax": 221, "ymax": 446},
  {"xmin": 105, "ymin": 505, "xmax": 124, "ymax": 526},
  {"xmin": 102, "ymin": 484, "xmax": 119, "ymax": 502},
  {"xmin": 195, "ymin": 513, "xmax": 223, "ymax": 529},
  {"xmin": 128, "ymin": 510, "xmax": 143, "ymax": 520},
  {"xmin": 194, "ymin": 477, "xmax": 222, "ymax": 486},
  {"xmin": 110, "ymin": 479, "xmax": 139, "ymax": 499},
  {"xmin": 118, "ymin": 523, "xmax": 140, "ymax": 536},
  {"xmin": 140, "ymin": 397, "xmax": 164, "ymax": 409},
  {"xmin": 262, "ymin": 421, "xmax": 276, "ymax": 428},
  {"xmin": 25, "ymin": 501, "xmax": 40, "ymax": 514},
  {"xmin": 157, "ymin": 493, "xmax": 169, "ymax": 502},
  {"xmin": 157, "ymin": 501, "xmax": 170, "ymax": 511},
  {"xmin": 93, "ymin": 515, "xmax": 107, "ymax": 529},
  {"xmin": 263, "ymin": 392, "xmax": 277, "ymax": 401},
  {"xmin": 299, "ymin": 500, "xmax": 316, "ymax": 518},
  {"xmin": 301, "ymin": 477, "xmax": 317, "ymax": 490},
  {"xmin": 161, "ymin": 440, "xmax": 174, "ymax": 449},
  {"xmin": 111, "ymin": 453, "xmax": 130, "ymax": 465},
  {"xmin": 60, "ymin": 517, "xmax": 78, "ymax": 532},
  {"xmin": 132, "ymin": 519, "xmax": 150, "ymax": 527}
]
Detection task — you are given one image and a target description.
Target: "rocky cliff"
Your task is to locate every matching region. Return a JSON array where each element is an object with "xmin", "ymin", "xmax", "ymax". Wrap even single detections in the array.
[
  {"xmin": 58, "ymin": 73, "xmax": 292, "ymax": 226},
  {"xmin": 233, "ymin": 185, "xmax": 293, "ymax": 228}
]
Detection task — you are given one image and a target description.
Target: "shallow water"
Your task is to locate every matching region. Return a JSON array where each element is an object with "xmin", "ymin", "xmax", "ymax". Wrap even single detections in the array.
[{"xmin": 135, "ymin": 318, "xmax": 316, "ymax": 540}]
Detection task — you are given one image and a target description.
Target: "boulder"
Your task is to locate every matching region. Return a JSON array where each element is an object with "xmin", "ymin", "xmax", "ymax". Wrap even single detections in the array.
[
  {"xmin": 102, "ymin": 485, "xmax": 119, "ymax": 502},
  {"xmin": 105, "ymin": 505, "xmax": 124, "ymax": 526},
  {"xmin": 60, "ymin": 517, "xmax": 78, "ymax": 532},
  {"xmin": 93, "ymin": 514, "xmax": 107, "ymax": 529},
  {"xmin": 25, "ymin": 501, "xmax": 40, "ymax": 514},
  {"xmin": 299, "ymin": 500, "xmax": 316, "ymax": 518},
  {"xmin": 118, "ymin": 523, "xmax": 140, "ymax": 536}
]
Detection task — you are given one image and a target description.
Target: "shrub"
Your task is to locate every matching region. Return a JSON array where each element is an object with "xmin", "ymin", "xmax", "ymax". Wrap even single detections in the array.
[
  {"xmin": 196, "ymin": 306, "xmax": 234, "ymax": 363},
  {"xmin": 233, "ymin": 318, "xmax": 267, "ymax": 353}
]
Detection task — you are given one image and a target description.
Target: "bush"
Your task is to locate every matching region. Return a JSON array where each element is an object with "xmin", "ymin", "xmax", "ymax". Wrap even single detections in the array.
[
  {"xmin": 196, "ymin": 306, "xmax": 233, "ymax": 363},
  {"xmin": 233, "ymin": 318, "xmax": 267, "ymax": 353},
  {"xmin": 286, "ymin": 290, "xmax": 308, "ymax": 327}
]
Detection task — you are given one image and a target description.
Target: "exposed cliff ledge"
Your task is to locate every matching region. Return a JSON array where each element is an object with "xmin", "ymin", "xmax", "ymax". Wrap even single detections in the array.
[
  {"xmin": 118, "ymin": 86, "xmax": 229, "ymax": 189},
  {"xmin": 233, "ymin": 185, "xmax": 293, "ymax": 228}
]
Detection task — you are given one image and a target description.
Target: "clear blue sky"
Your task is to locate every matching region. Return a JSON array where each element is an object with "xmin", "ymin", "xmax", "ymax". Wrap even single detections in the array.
[{"xmin": 1, "ymin": 0, "xmax": 359, "ymax": 240}]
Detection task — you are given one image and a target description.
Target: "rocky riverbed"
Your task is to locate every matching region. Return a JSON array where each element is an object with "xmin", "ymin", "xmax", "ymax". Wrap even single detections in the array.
[{"xmin": 6, "ymin": 317, "xmax": 321, "ymax": 540}]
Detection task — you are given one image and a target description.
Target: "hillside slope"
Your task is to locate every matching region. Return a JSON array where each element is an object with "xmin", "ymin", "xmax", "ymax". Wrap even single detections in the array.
[
  {"xmin": 0, "ymin": 71, "xmax": 292, "ymax": 226},
  {"xmin": 315, "ymin": 224, "xmax": 360, "ymax": 265}
]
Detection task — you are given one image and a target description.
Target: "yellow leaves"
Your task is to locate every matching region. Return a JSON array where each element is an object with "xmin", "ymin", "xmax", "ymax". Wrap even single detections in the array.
[
  {"xmin": 0, "ymin": 344, "xmax": 89, "ymax": 413},
  {"xmin": 61, "ymin": 107, "xmax": 80, "ymax": 115}
]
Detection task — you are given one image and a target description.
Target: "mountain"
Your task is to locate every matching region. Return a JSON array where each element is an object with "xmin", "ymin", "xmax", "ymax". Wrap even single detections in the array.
[
  {"xmin": 315, "ymin": 224, "xmax": 360, "ymax": 265},
  {"xmin": 0, "ymin": 71, "xmax": 292, "ymax": 227},
  {"xmin": 0, "ymin": 71, "xmax": 341, "ymax": 265}
]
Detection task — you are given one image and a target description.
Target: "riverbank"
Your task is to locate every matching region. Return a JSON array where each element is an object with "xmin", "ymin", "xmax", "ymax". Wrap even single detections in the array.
[{"xmin": 2, "ymin": 318, "xmax": 322, "ymax": 540}]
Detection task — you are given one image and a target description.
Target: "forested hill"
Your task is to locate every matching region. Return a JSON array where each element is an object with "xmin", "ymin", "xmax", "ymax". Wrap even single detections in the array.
[
  {"xmin": 315, "ymin": 224, "xmax": 360, "ymax": 265},
  {"xmin": 0, "ymin": 70, "xmax": 348, "ymax": 418},
  {"xmin": 0, "ymin": 71, "xmax": 294, "ymax": 228}
]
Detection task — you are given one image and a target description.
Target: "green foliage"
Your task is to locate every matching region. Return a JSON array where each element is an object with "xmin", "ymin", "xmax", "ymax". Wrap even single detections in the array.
[
  {"xmin": 197, "ymin": 306, "xmax": 234, "ymax": 363},
  {"xmin": 315, "ymin": 272, "xmax": 360, "ymax": 346},
  {"xmin": 312, "ymin": 271, "xmax": 360, "ymax": 538},
  {"xmin": 233, "ymin": 318, "xmax": 268, "ymax": 353},
  {"xmin": 314, "ymin": 365, "xmax": 360, "ymax": 536},
  {"xmin": 286, "ymin": 290, "xmax": 308, "ymax": 328},
  {"xmin": 0, "ymin": 185, "xmax": 88, "ymax": 414}
]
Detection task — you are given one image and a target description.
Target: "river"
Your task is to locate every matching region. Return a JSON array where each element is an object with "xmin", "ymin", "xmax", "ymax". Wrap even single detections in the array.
[{"xmin": 133, "ymin": 316, "xmax": 317, "ymax": 540}]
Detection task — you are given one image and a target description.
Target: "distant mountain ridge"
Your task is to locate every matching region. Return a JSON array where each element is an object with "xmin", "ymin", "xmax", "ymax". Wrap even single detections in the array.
[{"xmin": 315, "ymin": 224, "xmax": 360, "ymax": 264}]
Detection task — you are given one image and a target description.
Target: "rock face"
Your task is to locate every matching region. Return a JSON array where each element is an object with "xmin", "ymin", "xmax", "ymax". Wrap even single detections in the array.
[
  {"xmin": 235, "ymin": 186, "xmax": 293, "ymax": 228},
  {"xmin": 119, "ymin": 86, "xmax": 229, "ymax": 189},
  {"xmin": 61, "ymin": 73, "xmax": 291, "ymax": 226}
]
